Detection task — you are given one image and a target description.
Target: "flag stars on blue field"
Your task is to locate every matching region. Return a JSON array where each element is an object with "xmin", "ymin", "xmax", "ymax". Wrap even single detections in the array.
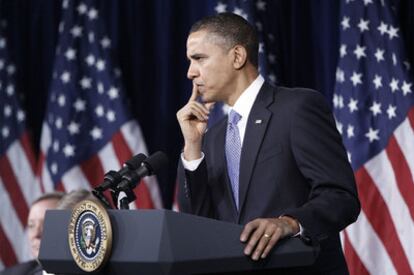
[
  {"xmin": 389, "ymin": 78, "xmax": 399, "ymax": 93},
  {"xmin": 333, "ymin": 94, "xmax": 345, "ymax": 109},
  {"xmin": 97, "ymin": 82, "xmax": 104, "ymax": 94},
  {"xmin": 17, "ymin": 110, "xmax": 25, "ymax": 122},
  {"xmin": 63, "ymin": 144, "xmax": 75, "ymax": 157},
  {"xmin": 256, "ymin": 0, "xmax": 266, "ymax": 11},
  {"xmin": 350, "ymin": 71, "xmax": 363, "ymax": 86},
  {"xmin": 377, "ymin": 21, "xmax": 388, "ymax": 35},
  {"xmin": 50, "ymin": 163, "xmax": 58, "ymax": 175},
  {"xmin": 215, "ymin": 2, "xmax": 227, "ymax": 13},
  {"xmin": 348, "ymin": 98, "xmax": 358, "ymax": 113},
  {"xmin": 96, "ymin": 59, "xmax": 105, "ymax": 71},
  {"xmin": 79, "ymin": 76, "xmax": 92, "ymax": 89},
  {"xmin": 357, "ymin": 18, "xmax": 369, "ymax": 32},
  {"xmin": 77, "ymin": 3, "xmax": 87, "ymax": 14},
  {"xmin": 108, "ymin": 86, "xmax": 119, "ymax": 99},
  {"xmin": 95, "ymin": 105, "xmax": 104, "ymax": 117},
  {"xmin": 354, "ymin": 44, "xmax": 366, "ymax": 59},
  {"xmin": 373, "ymin": 75, "xmax": 383, "ymax": 89},
  {"xmin": 374, "ymin": 48, "xmax": 385, "ymax": 62},
  {"xmin": 61, "ymin": 71, "xmax": 71, "ymax": 83},
  {"xmin": 338, "ymin": 70, "xmax": 347, "ymax": 84},
  {"xmin": 340, "ymin": 44, "xmax": 347, "ymax": 58},
  {"xmin": 387, "ymin": 26, "xmax": 399, "ymax": 40},
  {"xmin": 4, "ymin": 105, "xmax": 12, "ymax": 117},
  {"xmin": 73, "ymin": 98, "xmax": 86, "ymax": 112},
  {"xmin": 70, "ymin": 26, "xmax": 83, "ymax": 38},
  {"xmin": 6, "ymin": 84, "xmax": 14, "ymax": 96},
  {"xmin": 85, "ymin": 54, "xmax": 95, "ymax": 66},
  {"xmin": 365, "ymin": 127, "xmax": 380, "ymax": 142},
  {"xmin": 90, "ymin": 127, "xmax": 103, "ymax": 140},
  {"xmin": 65, "ymin": 48, "xmax": 76, "ymax": 61},
  {"xmin": 67, "ymin": 121, "xmax": 80, "ymax": 135},
  {"xmin": 402, "ymin": 81, "xmax": 412, "ymax": 96},
  {"xmin": 53, "ymin": 140, "xmax": 59, "ymax": 152},
  {"xmin": 100, "ymin": 37, "xmax": 111, "ymax": 49},
  {"xmin": 88, "ymin": 32, "xmax": 95, "ymax": 43},
  {"xmin": 7, "ymin": 64, "xmax": 15, "ymax": 75},
  {"xmin": 387, "ymin": 105, "xmax": 397, "ymax": 119},
  {"xmin": 392, "ymin": 53, "xmax": 398, "ymax": 66},
  {"xmin": 58, "ymin": 95, "xmax": 66, "ymax": 107},
  {"xmin": 59, "ymin": 22, "xmax": 65, "ymax": 33},
  {"xmin": 88, "ymin": 8, "xmax": 98, "ymax": 20},
  {"xmin": 2, "ymin": 127, "xmax": 10, "ymax": 138},
  {"xmin": 106, "ymin": 110, "xmax": 116, "ymax": 122},
  {"xmin": 55, "ymin": 117, "xmax": 63, "ymax": 129},
  {"xmin": 341, "ymin": 16, "xmax": 351, "ymax": 30},
  {"xmin": 347, "ymin": 125, "xmax": 355, "ymax": 138},
  {"xmin": 369, "ymin": 101, "xmax": 382, "ymax": 117}
]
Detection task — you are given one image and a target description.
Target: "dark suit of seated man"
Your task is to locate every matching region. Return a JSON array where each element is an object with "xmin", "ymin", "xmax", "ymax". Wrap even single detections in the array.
[{"xmin": 176, "ymin": 12, "xmax": 360, "ymax": 275}]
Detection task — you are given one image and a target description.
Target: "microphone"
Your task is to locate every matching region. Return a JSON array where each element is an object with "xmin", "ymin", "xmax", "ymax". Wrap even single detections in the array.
[
  {"xmin": 94, "ymin": 153, "xmax": 147, "ymax": 192},
  {"xmin": 117, "ymin": 151, "xmax": 168, "ymax": 190}
]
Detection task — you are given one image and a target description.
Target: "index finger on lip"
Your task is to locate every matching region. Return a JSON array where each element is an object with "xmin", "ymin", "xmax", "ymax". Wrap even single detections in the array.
[{"xmin": 189, "ymin": 83, "xmax": 199, "ymax": 101}]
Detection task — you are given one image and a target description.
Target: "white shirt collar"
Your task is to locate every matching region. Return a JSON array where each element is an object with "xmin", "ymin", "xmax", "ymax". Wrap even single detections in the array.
[{"xmin": 231, "ymin": 75, "xmax": 265, "ymax": 120}]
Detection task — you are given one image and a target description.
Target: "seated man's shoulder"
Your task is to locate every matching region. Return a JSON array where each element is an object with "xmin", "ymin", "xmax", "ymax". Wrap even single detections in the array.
[{"xmin": 0, "ymin": 260, "xmax": 40, "ymax": 275}]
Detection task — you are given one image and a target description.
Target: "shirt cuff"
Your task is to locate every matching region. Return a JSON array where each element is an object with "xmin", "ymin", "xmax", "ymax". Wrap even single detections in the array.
[
  {"xmin": 293, "ymin": 222, "xmax": 304, "ymax": 237},
  {"xmin": 181, "ymin": 152, "xmax": 205, "ymax": 171}
]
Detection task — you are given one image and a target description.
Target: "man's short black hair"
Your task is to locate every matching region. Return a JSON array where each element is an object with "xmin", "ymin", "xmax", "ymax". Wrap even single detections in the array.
[{"xmin": 190, "ymin": 12, "xmax": 259, "ymax": 68}]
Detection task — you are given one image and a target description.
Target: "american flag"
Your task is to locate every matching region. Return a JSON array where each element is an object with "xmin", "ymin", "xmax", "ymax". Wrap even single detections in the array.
[
  {"xmin": 37, "ymin": 0, "xmax": 162, "ymax": 209},
  {"xmin": 0, "ymin": 19, "xmax": 40, "ymax": 268},
  {"xmin": 334, "ymin": 0, "xmax": 414, "ymax": 274}
]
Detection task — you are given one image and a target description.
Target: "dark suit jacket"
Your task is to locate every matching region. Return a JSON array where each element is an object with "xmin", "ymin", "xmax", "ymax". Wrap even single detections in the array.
[
  {"xmin": 178, "ymin": 83, "xmax": 360, "ymax": 274},
  {"xmin": 0, "ymin": 260, "xmax": 42, "ymax": 275}
]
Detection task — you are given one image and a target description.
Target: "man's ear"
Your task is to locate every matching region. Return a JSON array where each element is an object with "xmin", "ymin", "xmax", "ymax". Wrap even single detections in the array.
[{"xmin": 232, "ymin": 45, "xmax": 247, "ymax": 69}]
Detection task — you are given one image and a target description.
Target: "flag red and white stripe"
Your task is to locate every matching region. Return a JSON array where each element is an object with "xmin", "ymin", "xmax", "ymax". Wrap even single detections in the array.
[
  {"xmin": 343, "ymin": 109, "xmax": 414, "ymax": 275},
  {"xmin": 37, "ymin": 120, "xmax": 162, "ymax": 209}
]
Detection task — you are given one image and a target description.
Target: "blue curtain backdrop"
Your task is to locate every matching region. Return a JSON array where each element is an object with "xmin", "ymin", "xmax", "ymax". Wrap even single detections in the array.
[{"xmin": 1, "ymin": 0, "xmax": 413, "ymax": 208}]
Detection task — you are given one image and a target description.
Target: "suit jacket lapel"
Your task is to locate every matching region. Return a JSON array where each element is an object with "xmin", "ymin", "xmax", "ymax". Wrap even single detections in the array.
[{"xmin": 238, "ymin": 83, "xmax": 274, "ymax": 219}]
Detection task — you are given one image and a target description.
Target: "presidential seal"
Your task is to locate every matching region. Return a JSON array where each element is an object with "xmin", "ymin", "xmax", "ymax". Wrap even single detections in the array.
[{"xmin": 68, "ymin": 200, "xmax": 112, "ymax": 272}]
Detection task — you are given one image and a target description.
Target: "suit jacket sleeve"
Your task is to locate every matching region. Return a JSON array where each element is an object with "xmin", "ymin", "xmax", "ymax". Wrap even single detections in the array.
[
  {"xmin": 177, "ymin": 158, "xmax": 215, "ymax": 218},
  {"xmin": 283, "ymin": 91, "xmax": 360, "ymax": 242}
]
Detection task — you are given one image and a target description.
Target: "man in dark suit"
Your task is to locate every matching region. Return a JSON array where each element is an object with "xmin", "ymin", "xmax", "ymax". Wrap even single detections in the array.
[
  {"xmin": 1, "ymin": 192, "xmax": 64, "ymax": 275},
  {"xmin": 177, "ymin": 13, "xmax": 360, "ymax": 274}
]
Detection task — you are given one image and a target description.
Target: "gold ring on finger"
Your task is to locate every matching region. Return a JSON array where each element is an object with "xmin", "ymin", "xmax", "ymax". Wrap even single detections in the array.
[{"xmin": 264, "ymin": 233, "xmax": 271, "ymax": 238}]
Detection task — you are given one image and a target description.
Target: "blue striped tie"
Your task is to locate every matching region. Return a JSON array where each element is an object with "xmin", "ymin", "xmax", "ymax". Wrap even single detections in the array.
[{"xmin": 225, "ymin": 110, "xmax": 242, "ymax": 209}]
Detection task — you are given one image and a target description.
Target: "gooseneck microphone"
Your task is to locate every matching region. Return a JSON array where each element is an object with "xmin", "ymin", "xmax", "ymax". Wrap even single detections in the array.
[
  {"xmin": 94, "ymin": 153, "xmax": 147, "ymax": 192},
  {"xmin": 117, "ymin": 151, "xmax": 168, "ymax": 191}
]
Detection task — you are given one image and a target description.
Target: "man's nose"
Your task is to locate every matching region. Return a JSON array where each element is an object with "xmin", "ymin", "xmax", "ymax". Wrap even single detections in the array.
[{"xmin": 187, "ymin": 63, "xmax": 198, "ymax": 80}]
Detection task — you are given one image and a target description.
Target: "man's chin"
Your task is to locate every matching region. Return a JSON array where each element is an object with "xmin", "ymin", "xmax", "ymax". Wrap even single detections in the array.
[{"xmin": 200, "ymin": 94, "xmax": 215, "ymax": 104}]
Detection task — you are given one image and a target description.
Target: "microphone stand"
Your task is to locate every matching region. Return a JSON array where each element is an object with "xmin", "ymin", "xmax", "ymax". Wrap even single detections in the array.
[
  {"xmin": 115, "ymin": 182, "xmax": 137, "ymax": 209},
  {"xmin": 91, "ymin": 188, "xmax": 112, "ymax": 209}
]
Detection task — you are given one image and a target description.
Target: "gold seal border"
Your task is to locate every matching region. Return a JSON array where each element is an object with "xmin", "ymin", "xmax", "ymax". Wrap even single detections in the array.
[{"xmin": 68, "ymin": 199, "xmax": 112, "ymax": 272}]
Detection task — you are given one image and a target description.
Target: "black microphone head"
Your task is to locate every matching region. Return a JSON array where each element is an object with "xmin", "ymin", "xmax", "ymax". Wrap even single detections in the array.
[
  {"xmin": 124, "ymin": 153, "xmax": 147, "ymax": 170},
  {"xmin": 144, "ymin": 151, "xmax": 168, "ymax": 175}
]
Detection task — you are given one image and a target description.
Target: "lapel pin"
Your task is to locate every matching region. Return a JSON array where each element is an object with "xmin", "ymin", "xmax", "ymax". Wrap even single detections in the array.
[{"xmin": 255, "ymin": 119, "xmax": 262, "ymax": 124}]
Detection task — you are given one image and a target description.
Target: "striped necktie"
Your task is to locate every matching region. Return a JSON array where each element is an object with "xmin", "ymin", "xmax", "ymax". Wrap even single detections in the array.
[{"xmin": 225, "ymin": 110, "xmax": 242, "ymax": 209}]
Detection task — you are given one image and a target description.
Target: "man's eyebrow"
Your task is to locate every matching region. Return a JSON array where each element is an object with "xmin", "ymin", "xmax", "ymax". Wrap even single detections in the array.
[{"xmin": 188, "ymin": 53, "xmax": 207, "ymax": 60}]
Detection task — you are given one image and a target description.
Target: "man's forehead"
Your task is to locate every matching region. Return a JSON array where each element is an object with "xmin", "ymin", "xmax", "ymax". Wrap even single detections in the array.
[{"xmin": 187, "ymin": 31, "xmax": 229, "ymax": 53}]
